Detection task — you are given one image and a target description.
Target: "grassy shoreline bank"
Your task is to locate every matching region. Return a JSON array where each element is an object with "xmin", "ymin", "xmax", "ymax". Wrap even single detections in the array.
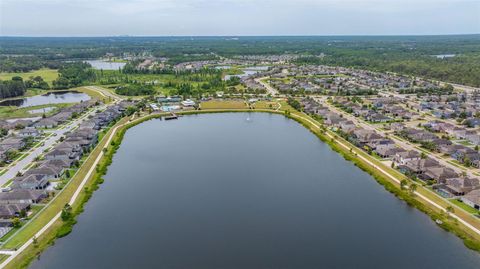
[{"xmin": 4, "ymin": 108, "xmax": 480, "ymax": 268}]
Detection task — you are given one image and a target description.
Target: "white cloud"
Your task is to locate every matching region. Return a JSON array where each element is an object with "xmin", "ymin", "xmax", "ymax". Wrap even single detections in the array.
[{"xmin": 1, "ymin": 0, "xmax": 479, "ymax": 36}]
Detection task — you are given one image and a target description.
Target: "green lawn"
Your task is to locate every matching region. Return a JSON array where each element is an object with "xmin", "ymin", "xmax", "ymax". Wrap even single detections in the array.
[
  {"xmin": 1, "ymin": 116, "xmax": 129, "ymax": 250},
  {"xmin": 450, "ymin": 199, "xmax": 480, "ymax": 215},
  {"xmin": 96, "ymin": 71, "xmax": 219, "ymax": 95},
  {"xmin": 200, "ymin": 100, "xmax": 247, "ymax": 109},
  {"xmin": 74, "ymin": 86, "xmax": 109, "ymax": 101},
  {"xmin": 457, "ymin": 140, "xmax": 474, "ymax": 146},
  {"xmin": 0, "ymin": 103, "xmax": 73, "ymax": 119},
  {"xmin": 253, "ymin": 101, "xmax": 279, "ymax": 110},
  {"xmin": 280, "ymin": 101, "xmax": 480, "ymax": 237},
  {"xmin": 0, "ymin": 254, "xmax": 9, "ymax": 263},
  {"xmin": 0, "ymin": 69, "xmax": 58, "ymax": 85}
]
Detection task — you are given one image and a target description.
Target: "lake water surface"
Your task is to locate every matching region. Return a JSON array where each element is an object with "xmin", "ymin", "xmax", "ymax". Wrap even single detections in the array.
[
  {"xmin": 30, "ymin": 113, "xmax": 480, "ymax": 269},
  {"xmin": 224, "ymin": 66, "xmax": 269, "ymax": 80},
  {"xmin": 0, "ymin": 91, "xmax": 90, "ymax": 108},
  {"xmin": 86, "ymin": 60, "xmax": 126, "ymax": 70}
]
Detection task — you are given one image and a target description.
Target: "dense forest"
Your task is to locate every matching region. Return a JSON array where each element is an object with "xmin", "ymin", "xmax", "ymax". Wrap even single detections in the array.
[
  {"xmin": 1, "ymin": 35, "xmax": 480, "ymax": 86},
  {"xmin": 52, "ymin": 62, "xmax": 96, "ymax": 89},
  {"xmin": 0, "ymin": 77, "xmax": 27, "ymax": 98},
  {"xmin": 115, "ymin": 84, "xmax": 155, "ymax": 96}
]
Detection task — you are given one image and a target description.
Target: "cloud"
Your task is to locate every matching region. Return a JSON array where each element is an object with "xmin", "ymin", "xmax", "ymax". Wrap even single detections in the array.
[{"xmin": 1, "ymin": 0, "xmax": 479, "ymax": 36}]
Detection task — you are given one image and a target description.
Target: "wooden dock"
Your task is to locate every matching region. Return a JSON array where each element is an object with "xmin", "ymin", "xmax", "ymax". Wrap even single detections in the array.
[{"xmin": 164, "ymin": 112, "xmax": 178, "ymax": 120}]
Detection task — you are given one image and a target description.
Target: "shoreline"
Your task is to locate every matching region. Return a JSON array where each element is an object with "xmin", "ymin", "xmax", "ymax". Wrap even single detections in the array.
[{"xmin": 3, "ymin": 108, "xmax": 480, "ymax": 268}]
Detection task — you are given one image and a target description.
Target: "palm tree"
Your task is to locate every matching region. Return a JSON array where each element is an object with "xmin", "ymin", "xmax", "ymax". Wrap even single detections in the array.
[
  {"xmin": 446, "ymin": 206, "xmax": 455, "ymax": 216},
  {"xmin": 400, "ymin": 179, "xmax": 408, "ymax": 190}
]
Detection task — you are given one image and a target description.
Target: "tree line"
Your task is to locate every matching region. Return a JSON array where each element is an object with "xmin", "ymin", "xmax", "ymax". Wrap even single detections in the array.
[
  {"xmin": 52, "ymin": 62, "xmax": 96, "ymax": 89},
  {"xmin": 0, "ymin": 77, "xmax": 27, "ymax": 98}
]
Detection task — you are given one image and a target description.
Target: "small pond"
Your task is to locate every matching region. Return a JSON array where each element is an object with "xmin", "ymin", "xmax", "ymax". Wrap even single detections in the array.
[
  {"xmin": 0, "ymin": 91, "xmax": 91, "ymax": 108},
  {"xmin": 85, "ymin": 60, "xmax": 126, "ymax": 70},
  {"xmin": 224, "ymin": 66, "xmax": 270, "ymax": 81}
]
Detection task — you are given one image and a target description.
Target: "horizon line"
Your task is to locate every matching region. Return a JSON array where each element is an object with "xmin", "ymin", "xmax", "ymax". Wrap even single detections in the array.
[{"xmin": 1, "ymin": 33, "xmax": 480, "ymax": 38}]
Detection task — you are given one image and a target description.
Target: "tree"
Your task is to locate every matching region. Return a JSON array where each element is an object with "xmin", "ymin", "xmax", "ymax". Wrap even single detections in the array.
[
  {"xmin": 0, "ymin": 77, "xmax": 26, "ymax": 98},
  {"xmin": 61, "ymin": 203, "xmax": 73, "ymax": 222},
  {"xmin": 53, "ymin": 62, "xmax": 96, "ymax": 89},
  {"xmin": 12, "ymin": 217, "xmax": 21, "ymax": 228},
  {"xmin": 409, "ymin": 184, "xmax": 417, "ymax": 196},
  {"xmin": 287, "ymin": 97, "xmax": 302, "ymax": 111},
  {"xmin": 5, "ymin": 149, "xmax": 18, "ymax": 161},
  {"xmin": 400, "ymin": 179, "xmax": 408, "ymax": 190},
  {"xmin": 25, "ymin": 76, "xmax": 49, "ymax": 89},
  {"xmin": 446, "ymin": 206, "xmax": 455, "ymax": 215}
]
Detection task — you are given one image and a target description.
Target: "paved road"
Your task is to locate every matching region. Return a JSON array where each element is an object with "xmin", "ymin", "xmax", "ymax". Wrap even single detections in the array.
[
  {"xmin": 316, "ymin": 97, "xmax": 478, "ymax": 179},
  {"xmin": 85, "ymin": 85, "xmax": 122, "ymax": 101},
  {"xmin": 0, "ymin": 86, "xmax": 121, "ymax": 187},
  {"xmin": 0, "ymin": 107, "xmax": 103, "ymax": 187},
  {"xmin": 0, "ymin": 111, "xmax": 132, "ymax": 269},
  {"xmin": 288, "ymin": 112, "xmax": 480, "ymax": 237},
  {"xmin": 255, "ymin": 77, "xmax": 278, "ymax": 96}
]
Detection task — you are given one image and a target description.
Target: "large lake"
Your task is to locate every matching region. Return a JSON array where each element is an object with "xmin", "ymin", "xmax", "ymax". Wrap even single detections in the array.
[
  {"xmin": 0, "ymin": 91, "xmax": 90, "ymax": 108},
  {"xmin": 30, "ymin": 113, "xmax": 480, "ymax": 269}
]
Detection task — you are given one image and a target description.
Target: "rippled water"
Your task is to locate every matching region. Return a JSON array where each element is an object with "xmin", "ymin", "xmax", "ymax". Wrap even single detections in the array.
[{"xmin": 30, "ymin": 113, "xmax": 480, "ymax": 269}]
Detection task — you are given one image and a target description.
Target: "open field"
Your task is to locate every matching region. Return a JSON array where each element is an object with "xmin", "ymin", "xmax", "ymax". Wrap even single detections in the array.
[
  {"xmin": 96, "ymin": 70, "xmax": 220, "ymax": 95},
  {"xmin": 0, "ymin": 69, "xmax": 58, "ymax": 85},
  {"xmin": 74, "ymin": 86, "xmax": 109, "ymax": 101},
  {"xmin": 200, "ymin": 100, "xmax": 247, "ymax": 109},
  {"xmin": 253, "ymin": 101, "xmax": 280, "ymax": 110},
  {"xmin": 0, "ymin": 103, "xmax": 73, "ymax": 119}
]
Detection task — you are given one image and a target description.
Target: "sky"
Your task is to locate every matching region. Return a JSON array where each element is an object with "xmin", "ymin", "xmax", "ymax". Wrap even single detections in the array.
[{"xmin": 0, "ymin": 0, "xmax": 479, "ymax": 36}]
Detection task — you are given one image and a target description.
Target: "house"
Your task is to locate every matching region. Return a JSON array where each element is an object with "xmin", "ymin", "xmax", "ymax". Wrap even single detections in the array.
[
  {"xmin": 439, "ymin": 144, "xmax": 464, "ymax": 155},
  {"xmin": 0, "ymin": 137, "xmax": 25, "ymax": 152},
  {"xmin": 44, "ymin": 148, "xmax": 75, "ymax": 161},
  {"xmin": 399, "ymin": 158, "xmax": 439, "ymax": 175},
  {"xmin": 390, "ymin": 123, "xmax": 405, "ymax": 132},
  {"xmin": 448, "ymin": 127, "xmax": 467, "ymax": 139},
  {"xmin": 181, "ymin": 99, "xmax": 196, "ymax": 107},
  {"xmin": 367, "ymin": 113, "xmax": 391, "ymax": 123},
  {"xmin": 0, "ymin": 204, "xmax": 30, "ymax": 219},
  {"xmin": 441, "ymin": 177, "xmax": 480, "ymax": 196},
  {"xmin": 158, "ymin": 96, "xmax": 182, "ymax": 103},
  {"xmin": 324, "ymin": 114, "xmax": 343, "ymax": 126},
  {"xmin": 50, "ymin": 111, "xmax": 73, "ymax": 123},
  {"xmin": 38, "ymin": 159, "xmax": 71, "ymax": 176},
  {"xmin": 465, "ymin": 132, "xmax": 480, "ymax": 145},
  {"xmin": 393, "ymin": 150, "xmax": 421, "ymax": 165},
  {"xmin": 351, "ymin": 129, "xmax": 383, "ymax": 145},
  {"xmin": 375, "ymin": 146, "xmax": 404, "ymax": 159},
  {"xmin": 461, "ymin": 189, "xmax": 480, "ymax": 210},
  {"xmin": 465, "ymin": 118, "xmax": 480, "ymax": 128},
  {"xmin": 17, "ymin": 128, "xmax": 41, "ymax": 138},
  {"xmin": 24, "ymin": 166, "xmax": 62, "ymax": 180},
  {"xmin": 339, "ymin": 120, "xmax": 356, "ymax": 133},
  {"xmin": 34, "ymin": 118, "xmax": 58, "ymax": 129},
  {"xmin": 423, "ymin": 167, "xmax": 458, "ymax": 182},
  {"xmin": 451, "ymin": 147, "xmax": 480, "ymax": 162},
  {"xmin": 0, "ymin": 189, "xmax": 47, "ymax": 204},
  {"xmin": 11, "ymin": 174, "xmax": 49, "ymax": 190}
]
